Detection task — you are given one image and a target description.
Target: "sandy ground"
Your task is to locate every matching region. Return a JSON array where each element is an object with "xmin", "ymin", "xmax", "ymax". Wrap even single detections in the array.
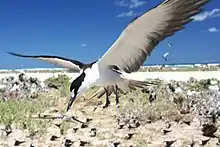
[
  {"xmin": 1, "ymin": 71, "xmax": 220, "ymax": 146},
  {"xmin": 0, "ymin": 71, "xmax": 220, "ymax": 82}
]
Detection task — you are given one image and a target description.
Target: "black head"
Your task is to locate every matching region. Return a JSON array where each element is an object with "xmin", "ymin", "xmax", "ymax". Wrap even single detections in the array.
[
  {"xmin": 66, "ymin": 60, "xmax": 97, "ymax": 111},
  {"xmin": 67, "ymin": 72, "xmax": 86, "ymax": 111}
]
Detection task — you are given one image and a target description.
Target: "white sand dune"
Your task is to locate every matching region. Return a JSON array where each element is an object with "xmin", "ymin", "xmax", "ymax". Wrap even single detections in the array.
[{"xmin": 0, "ymin": 71, "xmax": 220, "ymax": 82}]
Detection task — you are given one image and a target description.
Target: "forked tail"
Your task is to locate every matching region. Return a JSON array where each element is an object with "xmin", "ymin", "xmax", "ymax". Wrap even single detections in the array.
[
  {"xmin": 89, "ymin": 79, "xmax": 159, "ymax": 100},
  {"xmin": 127, "ymin": 79, "xmax": 159, "ymax": 89},
  {"xmin": 89, "ymin": 87, "xmax": 111, "ymax": 99}
]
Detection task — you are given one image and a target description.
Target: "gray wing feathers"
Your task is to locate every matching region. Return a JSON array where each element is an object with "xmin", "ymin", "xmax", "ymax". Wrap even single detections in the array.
[
  {"xmin": 38, "ymin": 58, "xmax": 81, "ymax": 70},
  {"xmin": 8, "ymin": 52, "xmax": 84, "ymax": 71},
  {"xmin": 98, "ymin": 0, "xmax": 209, "ymax": 73}
]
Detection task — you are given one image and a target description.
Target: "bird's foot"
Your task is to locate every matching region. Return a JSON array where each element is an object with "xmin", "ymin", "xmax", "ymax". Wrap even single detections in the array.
[
  {"xmin": 102, "ymin": 104, "xmax": 109, "ymax": 109},
  {"xmin": 102, "ymin": 101, "xmax": 110, "ymax": 109}
]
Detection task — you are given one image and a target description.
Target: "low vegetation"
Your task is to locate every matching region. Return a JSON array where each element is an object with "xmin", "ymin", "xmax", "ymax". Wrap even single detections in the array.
[
  {"xmin": 0, "ymin": 75, "xmax": 72, "ymax": 136},
  {"xmin": 0, "ymin": 92, "xmax": 59, "ymax": 136},
  {"xmin": 1, "ymin": 74, "xmax": 220, "ymax": 146},
  {"xmin": 0, "ymin": 75, "xmax": 173, "ymax": 137},
  {"xmin": 119, "ymin": 88, "xmax": 178, "ymax": 124},
  {"xmin": 44, "ymin": 74, "xmax": 71, "ymax": 97},
  {"xmin": 187, "ymin": 78, "xmax": 220, "ymax": 91}
]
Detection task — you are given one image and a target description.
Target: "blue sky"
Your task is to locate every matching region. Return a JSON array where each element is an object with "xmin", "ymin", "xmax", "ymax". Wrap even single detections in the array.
[{"xmin": 0, "ymin": 0, "xmax": 220, "ymax": 69}]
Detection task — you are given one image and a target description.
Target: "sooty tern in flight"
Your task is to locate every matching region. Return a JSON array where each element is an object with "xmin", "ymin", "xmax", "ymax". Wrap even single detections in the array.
[{"xmin": 9, "ymin": 0, "xmax": 210, "ymax": 112}]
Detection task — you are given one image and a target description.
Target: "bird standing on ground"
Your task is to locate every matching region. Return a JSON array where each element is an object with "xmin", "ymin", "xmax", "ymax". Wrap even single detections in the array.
[{"xmin": 9, "ymin": 0, "xmax": 210, "ymax": 112}]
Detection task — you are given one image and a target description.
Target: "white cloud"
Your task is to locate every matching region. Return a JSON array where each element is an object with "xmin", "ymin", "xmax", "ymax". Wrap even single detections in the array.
[
  {"xmin": 114, "ymin": 0, "xmax": 146, "ymax": 9},
  {"xmin": 115, "ymin": 0, "xmax": 128, "ymax": 7},
  {"xmin": 208, "ymin": 27, "xmax": 218, "ymax": 33},
  {"xmin": 129, "ymin": 0, "xmax": 146, "ymax": 8},
  {"xmin": 81, "ymin": 44, "xmax": 87, "ymax": 47},
  {"xmin": 116, "ymin": 10, "xmax": 139, "ymax": 17},
  {"xmin": 192, "ymin": 8, "xmax": 220, "ymax": 21}
]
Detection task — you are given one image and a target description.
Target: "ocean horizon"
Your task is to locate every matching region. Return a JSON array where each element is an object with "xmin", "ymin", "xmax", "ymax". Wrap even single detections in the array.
[{"xmin": 0, "ymin": 61, "xmax": 220, "ymax": 71}]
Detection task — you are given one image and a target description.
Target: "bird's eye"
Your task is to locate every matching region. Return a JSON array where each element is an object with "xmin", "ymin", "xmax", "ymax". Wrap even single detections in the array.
[{"xmin": 109, "ymin": 65, "xmax": 120, "ymax": 71}]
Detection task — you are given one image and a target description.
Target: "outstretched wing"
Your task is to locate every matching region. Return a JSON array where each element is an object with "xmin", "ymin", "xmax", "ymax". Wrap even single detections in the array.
[
  {"xmin": 98, "ymin": 0, "xmax": 210, "ymax": 73},
  {"xmin": 8, "ymin": 52, "xmax": 84, "ymax": 71}
]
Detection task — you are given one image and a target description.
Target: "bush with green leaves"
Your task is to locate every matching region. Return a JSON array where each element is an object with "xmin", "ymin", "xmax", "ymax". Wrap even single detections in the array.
[
  {"xmin": 0, "ymin": 92, "xmax": 58, "ymax": 136},
  {"xmin": 44, "ymin": 74, "xmax": 71, "ymax": 97}
]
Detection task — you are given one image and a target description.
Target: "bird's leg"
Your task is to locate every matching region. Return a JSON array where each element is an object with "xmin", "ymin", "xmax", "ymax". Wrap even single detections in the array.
[
  {"xmin": 114, "ymin": 85, "xmax": 120, "ymax": 117},
  {"xmin": 103, "ymin": 87, "xmax": 110, "ymax": 109},
  {"xmin": 115, "ymin": 85, "xmax": 119, "ymax": 105}
]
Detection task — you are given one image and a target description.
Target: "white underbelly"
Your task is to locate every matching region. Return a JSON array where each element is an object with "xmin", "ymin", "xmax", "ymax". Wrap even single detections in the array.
[
  {"xmin": 97, "ymin": 70, "xmax": 123, "ymax": 86},
  {"xmin": 84, "ymin": 63, "xmax": 124, "ymax": 87}
]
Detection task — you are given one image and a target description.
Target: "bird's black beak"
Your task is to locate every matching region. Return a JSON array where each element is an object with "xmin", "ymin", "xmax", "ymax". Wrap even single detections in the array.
[{"xmin": 66, "ymin": 94, "xmax": 77, "ymax": 112}]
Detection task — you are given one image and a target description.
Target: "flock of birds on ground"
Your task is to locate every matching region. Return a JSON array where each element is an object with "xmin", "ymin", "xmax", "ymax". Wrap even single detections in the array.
[{"xmin": 8, "ymin": 0, "xmax": 210, "ymax": 112}]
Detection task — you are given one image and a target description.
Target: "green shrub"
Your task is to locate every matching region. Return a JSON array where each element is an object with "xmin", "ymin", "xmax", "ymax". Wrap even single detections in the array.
[
  {"xmin": 44, "ymin": 74, "xmax": 70, "ymax": 97},
  {"xmin": 0, "ymin": 93, "xmax": 56, "ymax": 135}
]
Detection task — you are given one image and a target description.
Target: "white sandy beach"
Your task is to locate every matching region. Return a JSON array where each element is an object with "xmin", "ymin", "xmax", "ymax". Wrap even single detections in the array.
[{"xmin": 0, "ymin": 71, "xmax": 220, "ymax": 82}]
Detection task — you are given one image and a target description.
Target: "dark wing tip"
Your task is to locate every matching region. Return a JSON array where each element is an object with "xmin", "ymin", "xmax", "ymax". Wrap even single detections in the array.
[
  {"xmin": 7, "ymin": 52, "xmax": 31, "ymax": 58},
  {"xmin": 7, "ymin": 52, "xmax": 18, "ymax": 56},
  {"xmin": 7, "ymin": 52, "xmax": 87, "ymax": 70}
]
